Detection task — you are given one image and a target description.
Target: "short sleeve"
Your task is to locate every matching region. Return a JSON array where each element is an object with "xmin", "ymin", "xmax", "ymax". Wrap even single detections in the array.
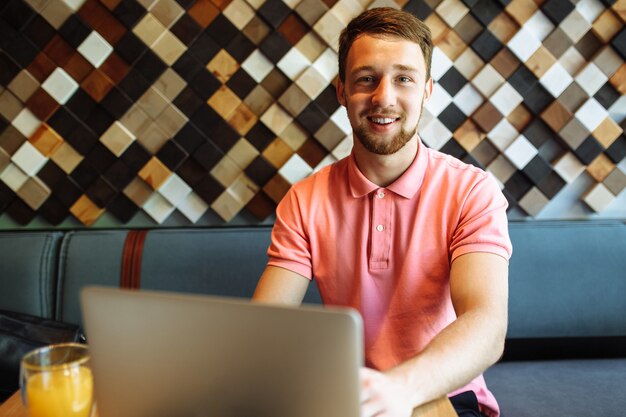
[
  {"xmin": 450, "ymin": 173, "xmax": 512, "ymax": 262},
  {"xmin": 266, "ymin": 188, "xmax": 314, "ymax": 280}
]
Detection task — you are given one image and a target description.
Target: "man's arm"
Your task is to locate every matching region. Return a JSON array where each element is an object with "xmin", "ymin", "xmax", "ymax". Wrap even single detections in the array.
[
  {"xmin": 361, "ymin": 252, "xmax": 508, "ymax": 417},
  {"xmin": 253, "ymin": 265, "xmax": 310, "ymax": 306}
]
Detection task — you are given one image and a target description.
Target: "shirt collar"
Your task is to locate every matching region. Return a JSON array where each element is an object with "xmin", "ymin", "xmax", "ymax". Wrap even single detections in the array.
[{"xmin": 348, "ymin": 137, "xmax": 428, "ymax": 199}]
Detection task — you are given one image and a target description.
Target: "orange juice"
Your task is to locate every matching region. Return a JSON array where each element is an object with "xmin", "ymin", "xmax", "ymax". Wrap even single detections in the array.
[{"xmin": 25, "ymin": 366, "xmax": 93, "ymax": 417}]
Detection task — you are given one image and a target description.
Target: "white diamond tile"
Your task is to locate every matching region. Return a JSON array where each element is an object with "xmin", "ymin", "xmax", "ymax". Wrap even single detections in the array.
[
  {"xmin": 11, "ymin": 142, "xmax": 47, "ymax": 176},
  {"xmin": 583, "ymin": 183, "xmax": 615, "ymax": 212},
  {"xmin": 143, "ymin": 192, "xmax": 175, "ymax": 224},
  {"xmin": 331, "ymin": 0, "xmax": 364, "ymax": 26},
  {"xmin": 576, "ymin": 0, "xmax": 604, "ymax": 22},
  {"xmin": 296, "ymin": 66, "xmax": 327, "ymax": 99},
  {"xmin": 242, "ymin": 49, "xmax": 274, "ymax": 83},
  {"xmin": 539, "ymin": 63, "xmax": 573, "ymax": 97},
  {"xmin": 0, "ymin": 163, "xmax": 29, "ymax": 192},
  {"xmin": 560, "ymin": 11, "xmax": 591, "ymax": 43},
  {"xmin": 575, "ymin": 98, "xmax": 607, "ymax": 131},
  {"xmin": 453, "ymin": 83, "xmax": 484, "ymax": 116},
  {"xmin": 279, "ymin": 153, "xmax": 314, "ymax": 183},
  {"xmin": 277, "ymin": 48, "xmax": 311, "ymax": 81},
  {"xmin": 331, "ymin": 135, "xmax": 353, "ymax": 159},
  {"xmin": 228, "ymin": 173, "xmax": 258, "ymax": 205},
  {"xmin": 62, "ymin": 0, "xmax": 87, "ymax": 11},
  {"xmin": 507, "ymin": 28, "xmax": 542, "ymax": 62},
  {"xmin": 559, "ymin": 46, "xmax": 586, "ymax": 76},
  {"xmin": 553, "ymin": 152, "xmax": 585, "ymax": 183},
  {"xmin": 312, "ymin": 48, "xmax": 338, "ymax": 83},
  {"xmin": 488, "ymin": 119, "xmax": 519, "ymax": 151},
  {"xmin": 11, "ymin": 108, "xmax": 40, "ymax": 138},
  {"xmin": 222, "ymin": 0, "xmax": 256, "ymax": 30},
  {"xmin": 454, "ymin": 48, "xmax": 484, "ymax": 80},
  {"xmin": 435, "ymin": 0, "xmax": 469, "ymax": 27},
  {"xmin": 489, "ymin": 83, "xmax": 523, "ymax": 116},
  {"xmin": 178, "ymin": 192, "xmax": 208, "ymax": 223},
  {"xmin": 425, "ymin": 83, "xmax": 452, "ymax": 116},
  {"xmin": 418, "ymin": 118, "xmax": 452, "ymax": 150},
  {"xmin": 331, "ymin": 106, "xmax": 352, "ymax": 135},
  {"xmin": 523, "ymin": 10, "xmax": 555, "ymax": 41},
  {"xmin": 100, "ymin": 121, "xmax": 136, "ymax": 157},
  {"xmin": 472, "ymin": 64, "xmax": 505, "ymax": 98},
  {"xmin": 505, "ymin": 135, "xmax": 538, "ymax": 169},
  {"xmin": 41, "ymin": 68, "xmax": 79, "ymax": 105},
  {"xmin": 260, "ymin": 103, "xmax": 293, "ymax": 136},
  {"xmin": 158, "ymin": 173, "xmax": 192, "ymax": 206},
  {"xmin": 575, "ymin": 63, "xmax": 608, "ymax": 96},
  {"xmin": 77, "ymin": 31, "xmax": 113, "ymax": 68},
  {"xmin": 609, "ymin": 95, "xmax": 626, "ymax": 124},
  {"xmin": 211, "ymin": 189, "xmax": 243, "ymax": 222},
  {"xmin": 431, "ymin": 47, "xmax": 453, "ymax": 81},
  {"xmin": 312, "ymin": 11, "xmax": 344, "ymax": 51},
  {"xmin": 211, "ymin": 156, "xmax": 242, "ymax": 188}
]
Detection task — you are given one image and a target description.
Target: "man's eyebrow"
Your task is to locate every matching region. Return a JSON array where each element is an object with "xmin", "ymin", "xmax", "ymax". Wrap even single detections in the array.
[{"xmin": 350, "ymin": 64, "xmax": 422, "ymax": 74}]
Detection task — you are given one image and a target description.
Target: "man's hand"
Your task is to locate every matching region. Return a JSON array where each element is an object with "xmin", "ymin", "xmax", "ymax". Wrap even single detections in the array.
[{"xmin": 360, "ymin": 367, "xmax": 416, "ymax": 417}]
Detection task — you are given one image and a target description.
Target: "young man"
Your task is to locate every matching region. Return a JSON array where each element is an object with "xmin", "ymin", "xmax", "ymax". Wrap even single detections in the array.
[{"xmin": 253, "ymin": 8, "xmax": 512, "ymax": 417}]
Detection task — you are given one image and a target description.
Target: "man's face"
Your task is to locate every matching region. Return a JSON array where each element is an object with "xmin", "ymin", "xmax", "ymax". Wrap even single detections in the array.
[{"xmin": 337, "ymin": 34, "xmax": 433, "ymax": 155}]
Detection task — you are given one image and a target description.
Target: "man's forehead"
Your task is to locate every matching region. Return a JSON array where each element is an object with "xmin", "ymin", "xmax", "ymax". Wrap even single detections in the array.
[{"xmin": 346, "ymin": 34, "xmax": 427, "ymax": 72}]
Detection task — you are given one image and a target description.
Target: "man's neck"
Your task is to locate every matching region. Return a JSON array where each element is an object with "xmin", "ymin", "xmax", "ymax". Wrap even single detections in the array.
[{"xmin": 352, "ymin": 136, "xmax": 419, "ymax": 187}]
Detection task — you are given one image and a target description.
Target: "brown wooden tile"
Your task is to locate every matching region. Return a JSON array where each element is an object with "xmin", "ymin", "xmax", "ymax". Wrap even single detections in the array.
[
  {"xmin": 138, "ymin": 156, "xmax": 172, "ymax": 190},
  {"xmin": 188, "ymin": 0, "xmax": 221, "ymax": 28},
  {"xmin": 505, "ymin": 0, "xmax": 538, "ymax": 23},
  {"xmin": 151, "ymin": 0, "xmax": 185, "ymax": 27},
  {"xmin": 540, "ymin": 100, "xmax": 573, "ymax": 133},
  {"xmin": 77, "ymin": 0, "xmax": 109, "ymax": 32},
  {"xmin": 262, "ymin": 137, "xmax": 294, "ymax": 168},
  {"xmin": 296, "ymin": 138, "xmax": 326, "ymax": 168},
  {"xmin": 50, "ymin": 142, "xmax": 83, "ymax": 174},
  {"xmin": 425, "ymin": 14, "xmax": 449, "ymax": 43},
  {"xmin": 488, "ymin": 11, "xmax": 520, "ymax": 43},
  {"xmin": 592, "ymin": 9, "xmax": 622, "ymax": 43},
  {"xmin": 28, "ymin": 123, "xmax": 64, "ymax": 156},
  {"xmin": 592, "ymin": 117, "xmax": 623, "ymax": 148},
  {"xmin": 526, "ymin": 46, "xmax": 557, "ymax": 78},
  {"xmin": 436, "ymin": 29, "xmax": 467, "ymax": 61},
  {"xmin": 587, "ymin": 153, "xmax": 616, "ymax": 182},
  {"xmin": 609, "ymin": 64, "xmax": 626, "ymax": 95},
  {"xmin": 208, "ymin": 85, "xmax": 241, "ymax": 119},
  {"xmin": 604, "ymin": 167, "xmax": 626, "ymax": 196},
  {"xmin": 294, "ymin": 0, "xmax": 328, "ymax": 27},
  {"xmin": 244, "ymin": 85, "xmax": 274, "ymax": 116},
  {"xmin": 543, "ymin": 28, "xmax": 572, "ymax": 59},
  {"xmin": 278, "ymin": 83, "xmax": 310, "ymax": 117},
  {"xmin": 123, "ymin": 177, "xmax": 153, "ymax": 206},
  {"xmin": 97, "ymin": 12, "xmax": 127, "ymax": 45},
  {"xmin": 227, "ymin": 102, "xmax": 258, "ymax": 136},
  {"xmin": 558, "ymin": 82, "xmax": 588, "ymax": 113},
  {"xmin": 472, "ymin": 101, "xmax": 503, "ymax": 132},
  {"xmin": 99, "ymin": 52, "xmax": 130, "ymax": 84},
  {"xmin": 454, "ymin": 13, "xmax": 483, "ymax": 44},
  {"xmin": 63, "ymin": 52, "xmax": 94, "ymax": 83},
  {"xmin": 278, "ymin": 13, "xmax": 309, "ymax": 46},
  {"xmin": 25, "ymin": 88, "xmax": 59, "ymax": 121},
  {"xmin": 17, "ymin": 176, "xmax": 51, "ymax": 210},
  {"xmin": 507, "ymin": 104, "xmax": 533, "ymax": 131},
  {"xmin": 0, "ymin": 125, "xmax": 27, "ymax": 155},
  {"xmin": 207, "ymin": 49, "xmax": 239, "ymax": 83},
  {"xmin": 612, "ymin": 0, "xmax": 626, "ymax": 22},
  {"xmin": 7, "ymin": 70, "xmax": 40, "ymax": 103},
  {"xmin": 136, "ymin": 123, "xmax": 169, "ymax": 154},
  {"xmin": 70, "ymin": 194, "xmax": 105, "ymax": 225},
  {"xmin": 454, "ymin": 119, "xmax": 486, "ymax": 151},
  {"xmin": 100, "ymin": 0, "xmax": 122, "ymax": 10},
  {"xmin": 27, "ymin": 52, "xmax": 57, "ymax": 83},
  {"xmin": 43, "ymin": 35, "xmax": 74, "ymax": 67},
  {"xmin": 491, "ymin": 48, "xmax": 520, "ymax": 78},
  {"xmin": 314, "ymin": 119, "xmax": 344, "ymax": 151},
  {"xmin": 559, "ymin": 118, "xmax": 589, "ymax": 150},
  {"xmin": 243, "ymin": 15, "xmax": 271, "ymax": 45},
  {"xmin": 40, "ymin": 0, "xmax": 73, "ymax": 29},
  {"xmin": 0, "ymin": 90, "xmax": 24, "ymax": 122},
  {"xmin": 263, "ymin": 173, "xmax": 291, "ymax": 203},
  {"xmin": 81, "ymin": 69, "xmax": 115, "ymax": 102},
  {"xmin": 261, "ymin": 68, "xmax": 290, "ymax": 99},
  {"xmin": 245, "ymin": 191, "xmax": 276, "ymax": 220}
]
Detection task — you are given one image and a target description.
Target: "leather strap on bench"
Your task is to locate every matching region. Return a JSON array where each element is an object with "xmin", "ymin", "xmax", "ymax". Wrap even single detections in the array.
[{"xmin": 120, "ymin": 230, "xmax": 148, "ymax": 289}]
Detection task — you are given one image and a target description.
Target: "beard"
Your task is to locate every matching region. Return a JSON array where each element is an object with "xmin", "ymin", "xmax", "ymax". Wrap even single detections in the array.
[{"xmin": 351, "ymin": 98, "xmax": 425, "ymax": 156}]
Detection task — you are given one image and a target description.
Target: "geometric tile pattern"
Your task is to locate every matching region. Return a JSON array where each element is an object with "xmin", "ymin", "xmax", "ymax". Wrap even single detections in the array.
[{"xmin": 0, "ymin": 0, "xmax": 624, "ymax": 226}]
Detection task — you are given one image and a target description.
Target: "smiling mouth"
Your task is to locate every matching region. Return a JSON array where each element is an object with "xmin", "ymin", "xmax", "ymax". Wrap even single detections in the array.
[{"xmin": 368, "ymin": 116, "xmax": 399, "ymax": 125}]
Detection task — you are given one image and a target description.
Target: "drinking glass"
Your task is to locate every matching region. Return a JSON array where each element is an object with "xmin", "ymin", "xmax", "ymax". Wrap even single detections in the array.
[{"xmin": 20, "ymin": 343, "xmax": 94, "ymax": 417}]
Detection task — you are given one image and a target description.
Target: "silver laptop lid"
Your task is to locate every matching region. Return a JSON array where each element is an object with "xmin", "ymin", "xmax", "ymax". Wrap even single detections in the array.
[{"xmin": 81, "ymin": 286, "xmax": 363, "ymax": 417}]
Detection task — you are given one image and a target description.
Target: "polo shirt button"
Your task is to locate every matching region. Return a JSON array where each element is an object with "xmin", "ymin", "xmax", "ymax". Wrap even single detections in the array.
[
  {"xmin": 376, "ymin": 224, "xmax": 384, "ymax": 232},
  {"xmin": 377, "ymin": 191, "xmax": 385, "ymax": 199}
]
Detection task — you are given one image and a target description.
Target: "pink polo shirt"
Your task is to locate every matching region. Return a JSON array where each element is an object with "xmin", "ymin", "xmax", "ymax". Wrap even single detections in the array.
[{"xmin": 268, "ymin": 139, "xmax": 512, "ymax": 417}]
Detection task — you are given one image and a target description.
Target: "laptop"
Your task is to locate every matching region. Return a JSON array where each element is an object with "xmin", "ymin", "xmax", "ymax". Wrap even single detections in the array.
[{"xmin": 80, "ymin": 286, "xmax": 363, "ymax": 417}]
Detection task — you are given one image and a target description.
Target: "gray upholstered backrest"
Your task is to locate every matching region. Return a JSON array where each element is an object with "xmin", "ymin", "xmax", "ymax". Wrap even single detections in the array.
[
  {"xmin": 0, "ymin": 232, "xmax": 63, "ymax": 318},
  {"xmin": 507, "ymin": 220, "xmax": 626, "ymax": 339}
]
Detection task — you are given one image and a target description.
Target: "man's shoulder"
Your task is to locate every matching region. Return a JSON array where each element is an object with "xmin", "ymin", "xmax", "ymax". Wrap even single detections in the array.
[{"xmin": 290, "ymin": 156, "xmax": 349, "ymax": 192}]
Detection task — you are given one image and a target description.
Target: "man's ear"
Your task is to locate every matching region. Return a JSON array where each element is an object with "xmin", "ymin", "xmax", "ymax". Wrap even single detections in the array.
[
  {"xmin": 336, "ymin": 78, "xmax": 347, "ymax": 107},
  {"xmin": 423, "ymin": 77, "xmax": 433, "ymax": 104}
]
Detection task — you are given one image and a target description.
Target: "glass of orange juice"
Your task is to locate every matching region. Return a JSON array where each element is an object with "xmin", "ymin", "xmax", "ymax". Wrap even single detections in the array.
[{"xmin": 20, "ymin": 343, "xmax": 94, "ymax": 417}]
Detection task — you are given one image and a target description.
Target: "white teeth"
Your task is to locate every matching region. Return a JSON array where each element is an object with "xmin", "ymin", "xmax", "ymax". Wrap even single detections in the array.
[{"xmin": 370, "ymin": 117, "xmax": 395, "ymax": 124}]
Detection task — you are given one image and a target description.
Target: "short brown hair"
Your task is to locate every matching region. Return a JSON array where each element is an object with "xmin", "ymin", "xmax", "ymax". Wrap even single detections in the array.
[{"xmin": 338, "ymin": 7, "xmax": 433, "ymax": 83}]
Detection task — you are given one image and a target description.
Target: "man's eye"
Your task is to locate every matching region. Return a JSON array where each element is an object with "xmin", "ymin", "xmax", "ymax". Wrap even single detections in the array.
[
  {"xmin": 358, "ymin": 76, "xmax": 374, "ymax": 83},
  {"xmin": 398, "ymin": 76, "xmax": 412, "ymax": 83}
]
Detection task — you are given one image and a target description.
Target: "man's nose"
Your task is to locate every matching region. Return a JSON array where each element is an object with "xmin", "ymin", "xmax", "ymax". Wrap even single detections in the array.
[{"xmin": 371, "ymin": 78, "xmax": 395, "ymax": 108}]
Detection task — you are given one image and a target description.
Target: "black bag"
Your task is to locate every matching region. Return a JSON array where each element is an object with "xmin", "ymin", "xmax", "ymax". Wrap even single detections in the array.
[{"xmin": 0, "ymin": 309, "xmax": 85, "ymax": 402}]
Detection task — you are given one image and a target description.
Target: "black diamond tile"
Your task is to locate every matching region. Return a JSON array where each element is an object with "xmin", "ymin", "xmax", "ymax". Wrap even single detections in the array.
[
  {"xmin": 462, "ymin": 153, "xmax": 484, "ymax": 169},
  {"xmin": 173, "ymin": 119, "xmax": 207, "ymax": 154},
  {"xmin": 37, "ymin": 160, "xmax": 66, "ymax": 189},
  {"xmin": 206, "ymin": 14, "xmax": 240, "ymax": 48},
  {"xmin": 208, "ymin": 120, "xmax": 240, "ymax": 153},
  {"xmin": 22, "ymin": 14, "xmax": 55, "ymax": 50},
  {"xmin": 509, "ymin": 64, "xmax": 538, "ymax": 96},
  {"xmin": 259, "ymin": 31, "xmax": 291, "ymax": 63},
  {"xmin": 523, "ymin": 118, "xmax": 553, "ymax": 148},
  {"xmin": 118, "ymin": 68, "xmax": 151, "ymax": 101},
  {"xmin": 245, "ymin": 156, "xmax": 277, "ymax": 186},
  {"xmin": 59, "ymin": 14, "xmax": 91, "ymax": 49},
  {"xmin": 177, "ymin": 157, "xmax": 207, "ymax": 186},
  {"xmin": 188, "ymin": 31, "xmax": 221, "ymax": 64},
  {"xmin": 575, "ymin": 31, "xmax": 603, "ymax": 61},
  {"xmin": 0, "ymin": 182, "xmax": 15, "ymax": 212},
  {"xmin": 440, "ymin": 139, "xmax": 466, "ymax": 159},
  {"xmin": 403, "ymin": 0, "xmax": 433, "ymax": 20},
  {"xmin": 120, "ymin": 142, "xmax": 151, "ymax": 172},
  {"xmin": 175, "ymin": 0, "xmax": 196, "ymax": 8},
  {"xmin": 611, "ymin": 28, "xmax": 626, "ymax": 60},
  {"xmin": 189, "ymin": 69, "xmax": 221, "ymax": 100},
  {"xmin": 594, "ymin": 82, "xmax": 620, "ymax": 110},
  {"xmin": 227, "ymin": 68, "xmax": 258, "ymax": 99},
  {"xmin": 100, "ymin": 87, "xmax": 134, "ymax": 119},
  {"xmin": 3, "ymin": 32, "xmax": 38, "ymax": 68},
  {"xmin": 541, "ymin": 0, "xmax": 575, "ymax": 24},
  {"xmin": 190, "ymin": 105, "xmax": 221, "ymax": 135},
  {"xmin": 0, "ymin": 52, "xmax": 19, "ymax": 86},
  {"xmin": 70, "ymin": 160, "xmax": 99, "ymax": 189},
  {"xmin": 522, "ymin": 155, "xmax": 552, "ymax": 184},
  {"xmin": 605, "ymin": 135, "xmax": 626, "ymax": 163},
  {"xmin": 133, "ymin": 49, "xmax": 167, "ymax": 84},
  {"xmin": 258, "ymin": 0, "xmax": 292, "ymax": 29},
  {"xmin": 53, "ymin": 177, "xmax": 83, "ymax": 208},
  {"xmin": 247, "ymin": 122, "xmax": 276, "ymax": 151},
  {"xmin": 523, "ymin": 83, "xmax": 553, "ymax": 115},
  {"xmin": 504, "ymin": 171, "xmax": 533, "ymax": 200},
  {"xmin": 113, "ymin": 0, "xmax": 147, "ymax": 29},
  {"xmin": 114, "ymin": 31, "xmax": 147, "ymax": 65},
  {"xmin": 195, "ymin": 174, "xmax": 224, "ymax": 204},
  {"xmin": 107, "ymin": 193, "xmax": 139, "ymax": 223},
  {"xmin": 103, "ymin": 160, "xmax": 135, "ymax": 190},
  {"xmin": 574, "ymin": 136, "xmax": 603, "ymax": 164},
  {"xmin": 86, "ymin": 143, "xmax": 117, "ymax": 173},
  {"xmin": 0, "ymin": 116, "xmax": 7, "ymax": 135},
  {"xmin": 65, "ymin": 121, "xmax": 98, "ymax": 155},
  {"xmin": 537, "ymin": 170, "xmax": 566, "ymax": 199},
  {"xmin": 439, "ymin": 67, "xmax": 467, "ymax": 97},
  {"xmin": 85, "ymin": 176, "xmax": 117, "ymax": 207},
  {"xmin": 85, "ymin": 106, "xmax": 114, "ymax": 136},
  {"xmin": 313, "ymin": 85, "xmax": 341, "ymax": 117},
  {"xmin": 225, "ymin": 32, "xmax": 256, "ymax": 62},
  {"xmin": 6, "ymin": 199, "xmax": 36, "ymax": 225},
  {"xmin": 47, "ymin": 107, "xmax": 80, "ymax": 139},
  {"xmin": 38, "ymin": 196, "xmax": 69, "ymax": 225},
  {"xmin": 471, "ymin": 29, "xmax": 502, "ymax": 61},
  {"xmin": 192, "ymin": 140, "xmax": 223, "ymax": 170},
  {"xmin": 297, "ymin": 102, "xmax": 327, "ymax": 134},
  {"xmin": 170, "ymin": 13, "xmax": 203, "ymax": 45},
  {"xmin": 156, "ymin": 140, "xmax": 188, "ymax": 171},
  {"xmin": 172, "ymin": 50, "xmax": 204, "ymax": 81},
  {"xmin": 439, "ymin": 103, "xmax": 467, "ymax": 131},
  {"xmin": 599, "ymin": 0, "xmax": 616, "ymax": 6},
  {"xmin": 1, "ymin": 0, "xmax": 35, "ymax": 31},
  {"xmin": 470, "ymin": 0, "xmax": 503, "ymax": 26}
]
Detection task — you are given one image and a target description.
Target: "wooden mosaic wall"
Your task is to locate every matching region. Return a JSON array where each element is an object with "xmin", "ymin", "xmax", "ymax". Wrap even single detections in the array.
[{"xmin": 0, "ymin": 0, "xmax": 624, "ymax": 226}]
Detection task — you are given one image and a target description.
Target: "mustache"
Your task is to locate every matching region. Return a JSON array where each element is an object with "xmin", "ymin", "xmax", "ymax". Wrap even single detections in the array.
[{"xmin": 360, "ymin": 108, "xmax": 404, "ymax": 118}]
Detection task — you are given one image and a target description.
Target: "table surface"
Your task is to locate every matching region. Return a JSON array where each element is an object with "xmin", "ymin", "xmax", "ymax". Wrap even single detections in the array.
[{"xmin": 0, "ymin": 390, "xmax": 457, "ymax": 417}]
